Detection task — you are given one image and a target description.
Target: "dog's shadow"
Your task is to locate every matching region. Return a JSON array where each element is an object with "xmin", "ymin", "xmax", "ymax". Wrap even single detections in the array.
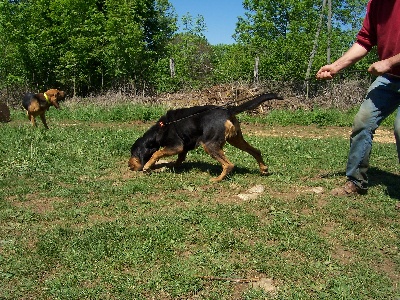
[
  {"xmin": 153, "ymin": 161, "xmax": 261, "ymax": 177},
  {"xmin": 154, "ymin": 163, "xmax": 400, "ymax": 199},
  {"xmin": 322, "ymin": 167, "xmax": 400, "ymax": 200}
]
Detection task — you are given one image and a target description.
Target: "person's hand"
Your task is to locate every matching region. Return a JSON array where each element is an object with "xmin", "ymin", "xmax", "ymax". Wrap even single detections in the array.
[
  {"xmin": 368, "ymin": 60, "xmax": 392, "ymax": 76},
  {"xmin": 316, "ymin": 64, "xmax": 337, "ymax": 80}
]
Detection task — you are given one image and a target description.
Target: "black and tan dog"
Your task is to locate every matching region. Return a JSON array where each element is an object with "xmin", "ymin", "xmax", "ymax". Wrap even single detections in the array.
[
  {"xmin": 22, "ymin": 89, "xmax": 66, "ymax": 129},
  {"xmin": 129, "ymin": 93, "xmax": 283, "ymax": 182}
]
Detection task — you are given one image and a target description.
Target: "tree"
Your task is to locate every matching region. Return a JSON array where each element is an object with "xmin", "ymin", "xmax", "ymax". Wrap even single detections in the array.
[
  {"xmin": 0, "ymin": 0, "xmax": 176, "ymax": 96},
  {"xmin": 0, "ymin": 0, "xmax": 375, "ymax": 95},
  {"xmin": 154, "ymin": 13, "xmax": 213, "ymax": 92},
  {"xmin": 51, "ymin": 0, "xmax": 106, "ymax": 95},
  {"xmin": 234, "ymin": 0, "xmax": 367, "ymax": 81},
  {"xmin": 0, "ymin": 1, "xmax": 26, "ymax": 90},
  {"xmin": 211, "ymin": 44, "xmax": 255, "ymax": 83},
  {"xmin": 104, "ymin": 0, "xmax": 176, "ymax": 94}
]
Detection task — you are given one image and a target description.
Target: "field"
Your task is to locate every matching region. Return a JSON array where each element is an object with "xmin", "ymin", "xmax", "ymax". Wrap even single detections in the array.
[{"xmin": 1, "ymin": 100, "xmax": 399, "ymax": 299}]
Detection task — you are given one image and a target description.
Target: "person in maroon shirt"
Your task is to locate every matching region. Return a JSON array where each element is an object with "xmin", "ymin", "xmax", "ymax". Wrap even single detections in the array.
[{"xmin": 316, "ymin": 0, "xmax": 400, "ymax": 197}]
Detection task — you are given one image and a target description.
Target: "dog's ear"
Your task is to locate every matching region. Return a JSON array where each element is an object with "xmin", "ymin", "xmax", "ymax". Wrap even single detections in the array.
[
  {"xmin": 57, "ymin": 90, "xmax": 66, "ymax": 101},
  {"xmin": 145, "ymin": 139, "xmax": 159, "ymax": 151},
  {"xmin": 45, "ymin": 89, "xmax": 56, "ymax": 97},
  {"xmin": 154, "ymin": 119, "xmax": 167, "ymax": 143},
  {"xmin": 58, "ymin": 91, "xmax": 67, "ymax": 100}
]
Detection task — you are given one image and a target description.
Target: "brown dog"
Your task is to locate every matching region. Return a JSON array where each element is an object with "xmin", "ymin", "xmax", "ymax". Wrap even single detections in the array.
[
  {"xmin": 129, "ymin": 93, "xmax": 283, "ymax": 182},
  {"xmin": 22, "ymin": 89, "xmax": 66, "ymax": 129}
]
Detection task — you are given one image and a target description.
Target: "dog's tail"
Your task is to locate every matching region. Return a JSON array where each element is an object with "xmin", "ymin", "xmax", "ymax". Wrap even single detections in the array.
[{"xmin": 228, "ymin": 93, "xmax": 283, "ymax": 115}]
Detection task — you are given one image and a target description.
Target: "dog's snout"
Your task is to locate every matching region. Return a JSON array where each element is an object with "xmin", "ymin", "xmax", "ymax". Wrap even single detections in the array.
[{"xmin": 128, "ymin": 157, "xmax": 142, "ymax": 171}]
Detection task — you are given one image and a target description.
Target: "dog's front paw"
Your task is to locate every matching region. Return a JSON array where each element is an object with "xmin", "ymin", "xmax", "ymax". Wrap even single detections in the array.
[
  {"xmin": 210, "ymin": 176, "xmax": 224, "ymax": 183},
  {"xmin": 259, "ymin": 165, "xmax": 269, "ymax": 175},
  {"xmin": 142, "ymin": 167, "xmax": 152, "ymax": 173}
]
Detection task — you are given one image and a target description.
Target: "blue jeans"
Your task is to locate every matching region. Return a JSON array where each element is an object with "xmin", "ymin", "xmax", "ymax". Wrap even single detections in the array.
[{"xmin": 346, "ymin": 74, "xmax": 400, "ymax": 190}]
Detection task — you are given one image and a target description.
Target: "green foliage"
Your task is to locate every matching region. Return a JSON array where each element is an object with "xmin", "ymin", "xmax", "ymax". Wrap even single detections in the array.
[
  {"xmin": 0, "ymin": 1, "xmax": 25, "ymax": 89},
  {"xmin": 103, "ymin": 0, "xmax": 176, "ymax": 92},
  {"xmin": 235, "ymin": 0, "xmax": 368, "ymax": 80},
  {"xmin": 153, "ymin": 13, "xmax": 214, "ymax": 92},
  {"xmin": 0, "ymin": 0, "xmax": 373, "ymax": 95},
  {"xmin": 211, "ymin": 44, "xmax": 255, "ymax": 83},
  {"xmin": 154, "ymin": 32, "xmax": 214, "ymax": 92},
  {"xmin": 0, "ymin": 0, "xmax": 175, "ymax": 95},
  {"xmin": 238, "ymin": 108, "xmax": 355, "ymax": 127},
  {"xmin": 57, "ymin": 103, "xmax": 166, "ymax": 122}
]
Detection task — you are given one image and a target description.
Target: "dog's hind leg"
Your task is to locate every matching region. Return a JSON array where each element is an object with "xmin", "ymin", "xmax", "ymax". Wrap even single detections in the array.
[
  {"xmin": 202, "ymin": 143, "xmax": 234, "ymax": 182},
  {"xmin": 174, "ymin": 150, "xmax": 188, "ymax": 166},
  {"xmin": 227, "ymin": 131, "xmax": 269, "ymax": 175},
  {"xmin": 39, "ymin": 113, "xmax": 49, "ymax": 129},
  {"xmin": 28, "ymin": 113, "xmax": 36, "ymax": 127},
  {"xmin": 164, "ymin": 150, "xmax": 188, "ymax": 168}
]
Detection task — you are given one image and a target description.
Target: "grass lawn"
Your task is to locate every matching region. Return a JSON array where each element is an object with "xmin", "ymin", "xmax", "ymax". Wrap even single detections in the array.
[{"xmin": 1, "ymin": 103, "xmax": 399, "ymax": 299}]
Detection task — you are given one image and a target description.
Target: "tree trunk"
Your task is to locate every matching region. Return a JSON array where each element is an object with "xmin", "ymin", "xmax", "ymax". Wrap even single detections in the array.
[
  {"xmin": 305, "ymin": 0, "xmax": 327, "ymax": 99},
  {"xmin": 170, "ymin": 58, "xmax": 175, "ymax": 78},
  {"xmin": 327, "ymin": 0, "xmax": 332, "ymax": 64},
  {"xmin": 254, "ymin": 56, "xmax": 259, "ymax": 84}
]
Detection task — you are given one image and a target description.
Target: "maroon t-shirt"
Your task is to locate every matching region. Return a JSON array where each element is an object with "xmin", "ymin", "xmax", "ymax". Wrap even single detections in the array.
[{"xmin": 356, "ymin": 0, "xmax": 400, "ymax": 76}]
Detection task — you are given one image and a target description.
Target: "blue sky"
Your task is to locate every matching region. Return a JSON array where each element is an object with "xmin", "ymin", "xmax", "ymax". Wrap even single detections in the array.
[{"xmin": 169, "ymin": 0, "xmax": 246, "ymax": 45}]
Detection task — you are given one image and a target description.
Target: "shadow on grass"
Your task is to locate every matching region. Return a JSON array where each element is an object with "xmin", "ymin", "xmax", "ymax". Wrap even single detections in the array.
[
  {"xmin": 369, "ymin": 167, "xmax": 400, "ymax": 200},
  {"xmin": 154, "ymin": 161, "xmax": 263, "ymax": 177}
]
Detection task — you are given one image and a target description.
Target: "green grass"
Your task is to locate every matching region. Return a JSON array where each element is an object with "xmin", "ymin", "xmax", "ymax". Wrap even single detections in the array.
[{"xmin": 1, "ymin": 103, "xmax": 399, "ymax": 299}]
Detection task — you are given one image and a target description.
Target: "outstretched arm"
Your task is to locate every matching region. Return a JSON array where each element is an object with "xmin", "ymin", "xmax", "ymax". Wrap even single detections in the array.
[{"xmin": 316, "ymin": 43, "xmax": 369, "ymax": 80}]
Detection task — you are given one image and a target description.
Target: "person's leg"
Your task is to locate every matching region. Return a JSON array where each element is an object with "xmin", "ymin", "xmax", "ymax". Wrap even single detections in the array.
[
  {"xmin": 394, "ymin": 108, "xmax": 400, "ymax": 163},
  {"xmin": 341, "ymin": 75, "xmax": 400, "ymax": 193},
  {"xmin": 394, "ymin": 106, "xmax": 400, "ymax": 210}
]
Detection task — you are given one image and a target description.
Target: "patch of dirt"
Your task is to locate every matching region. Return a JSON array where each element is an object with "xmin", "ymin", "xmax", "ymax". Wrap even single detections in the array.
[
  {"xmin": 7, "ymin": 194, "xmax": 63, "ymax": 214},
  {"xmin": 331, "ymin": 247, "xmax": 355, "ymax": 265},
  {"xmin": 198, "ymin": 274, "xmax": 277, "ymax": 298},
  {"xmin": 251, "ymin": 277, "xmax": 278, "ymax": 294},
  {"xmin": 0, "ymin": 101, "xmax": 11, "ymax": 122},
  {"xmin": 241, "ymin": 124, "xmax": 395, "ymax": 144},
  {"xmin": 375, "ymin": 257, "xmax": 400, "ymax": 283}
]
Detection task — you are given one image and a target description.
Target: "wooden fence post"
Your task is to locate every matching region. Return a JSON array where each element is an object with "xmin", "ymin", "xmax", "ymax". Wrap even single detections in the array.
[
  {"xmin": 254, "ymin": 56, "xmax": 259, "ymax": 84},
  {"xmin": 170, "ymin": 58, "xmax": 175, "ymax": 78}
]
